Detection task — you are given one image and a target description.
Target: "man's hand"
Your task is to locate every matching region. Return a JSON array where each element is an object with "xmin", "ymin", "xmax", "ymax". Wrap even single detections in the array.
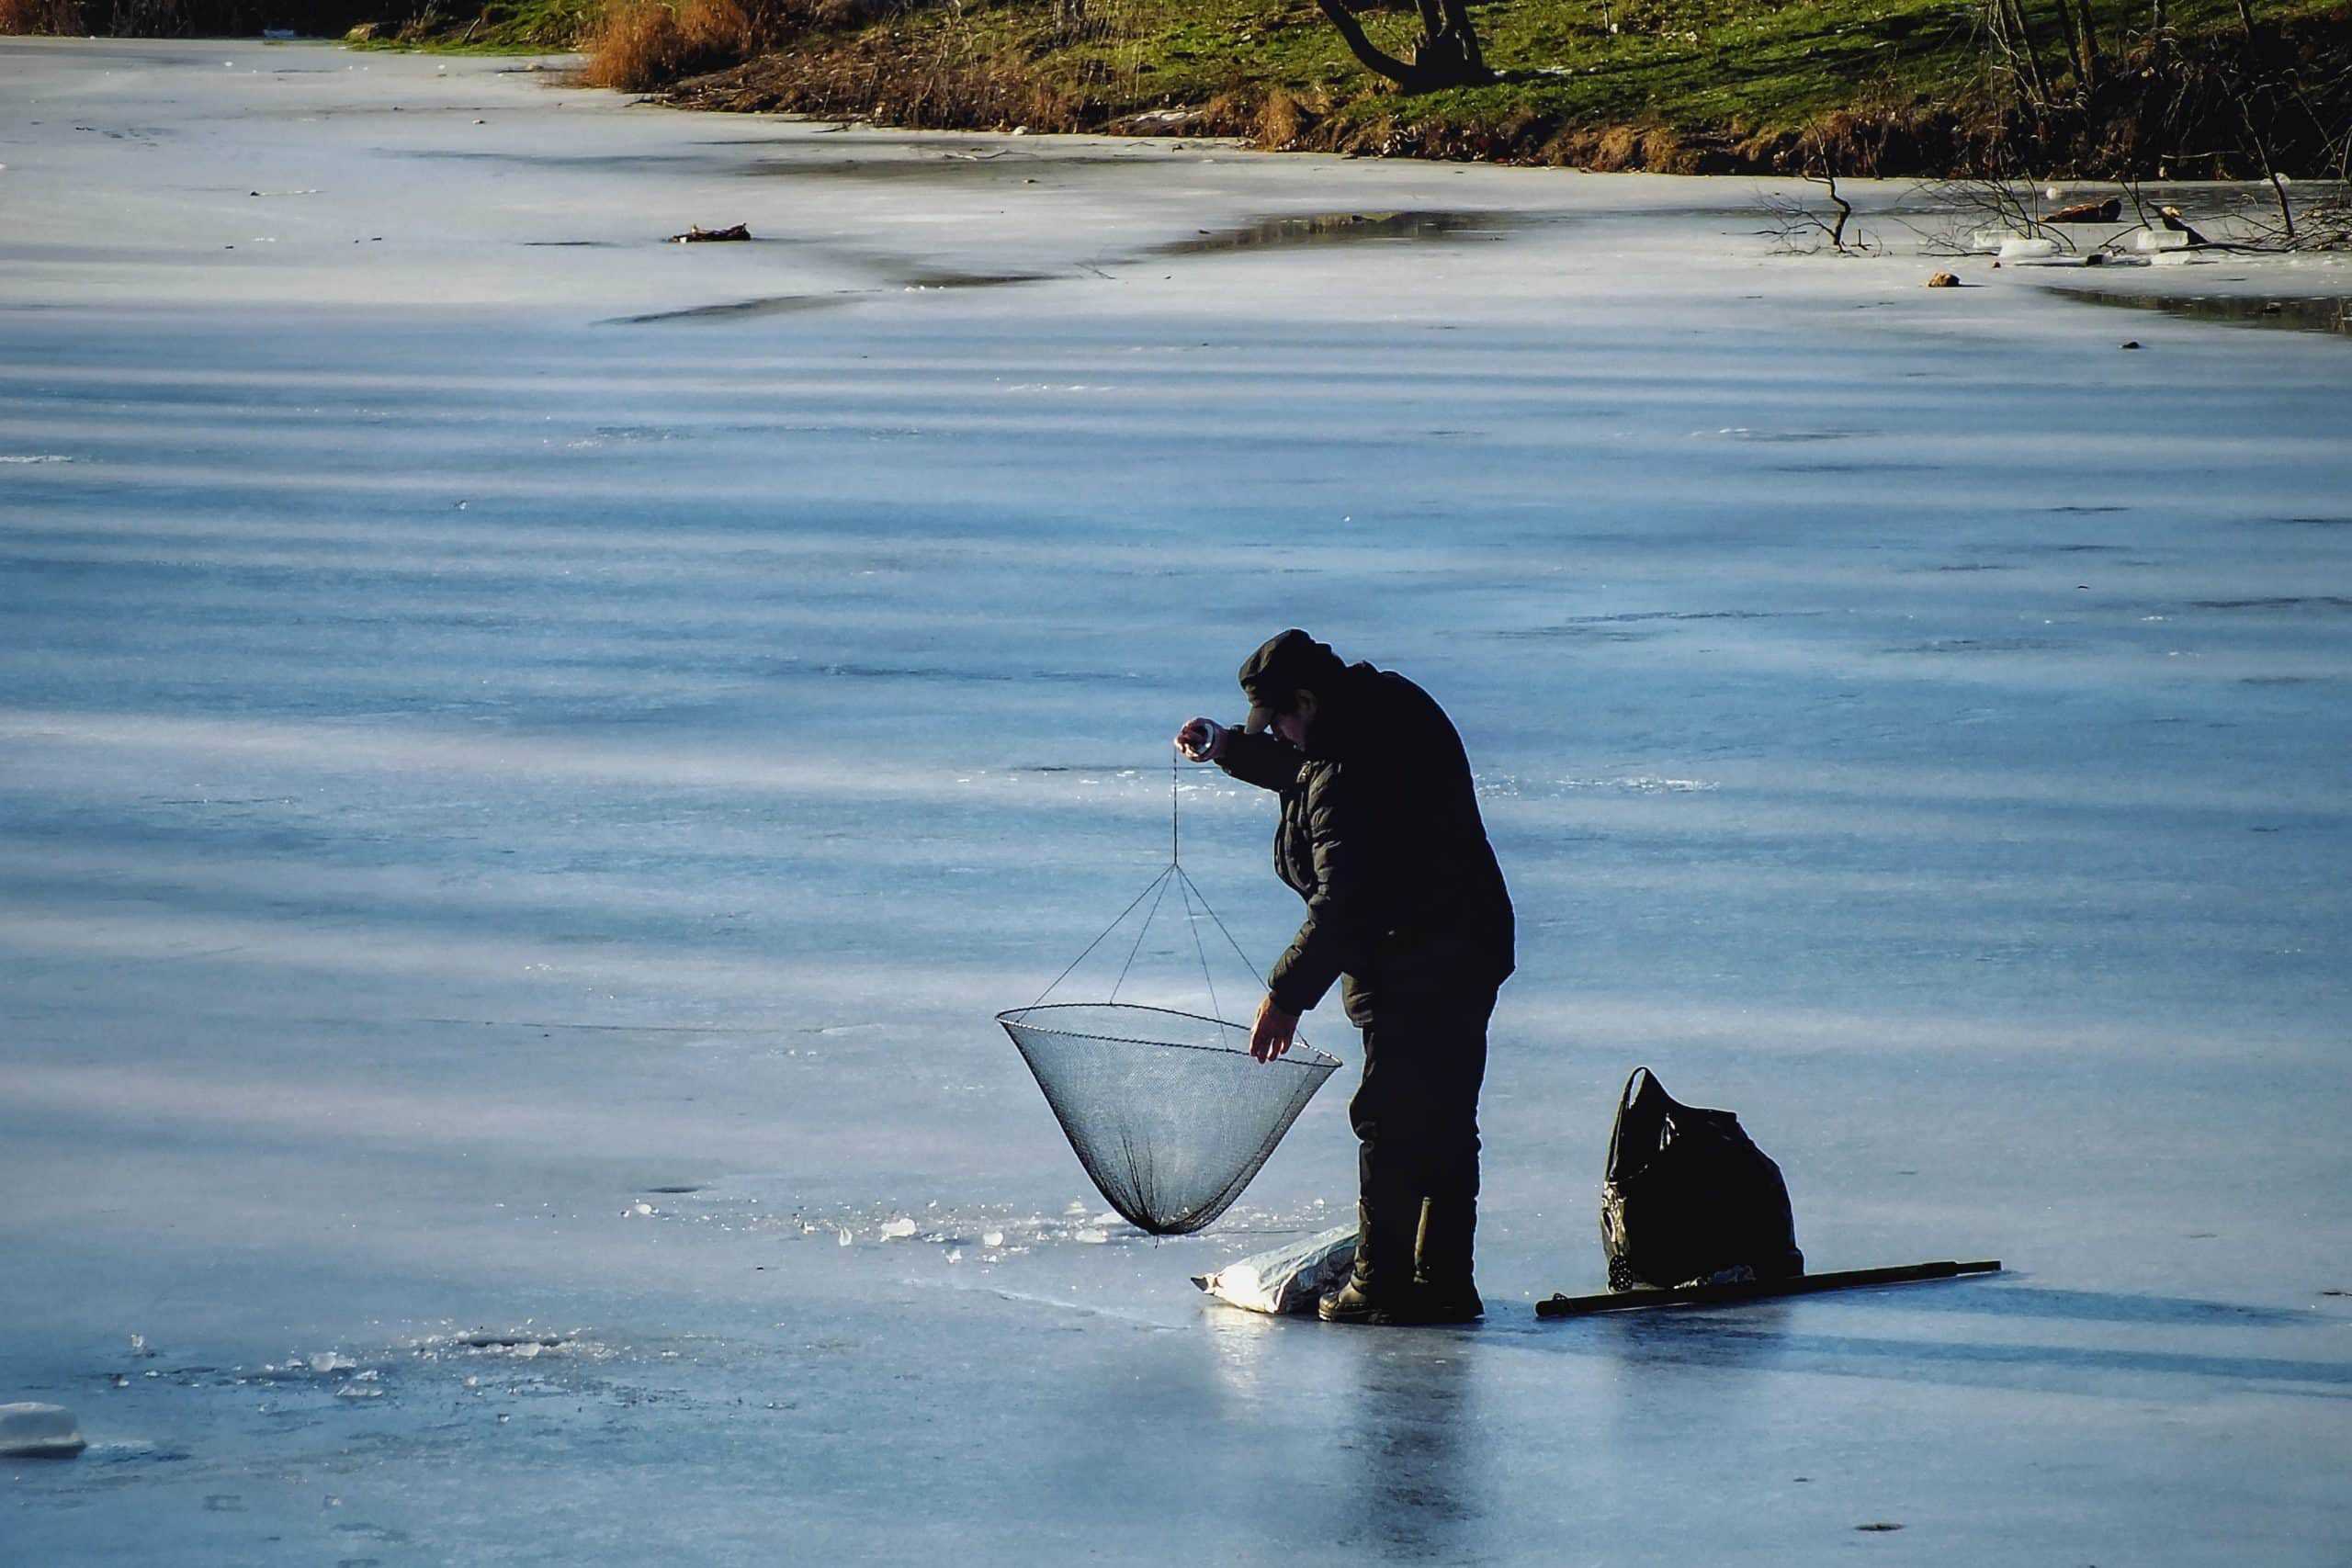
[
  {"xmin": 1175, "ymin": 716, "xmax": 1228, "ymax": 763},
  {"xmin": 1249, "ymin": 993, "xmax": 1299, "ymax": 1063}
]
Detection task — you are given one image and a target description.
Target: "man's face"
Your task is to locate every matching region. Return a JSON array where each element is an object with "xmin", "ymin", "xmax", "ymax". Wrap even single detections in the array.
[{"xmin": 1271, "ymin": 691, "xmax": 1317, "ymax": 749}]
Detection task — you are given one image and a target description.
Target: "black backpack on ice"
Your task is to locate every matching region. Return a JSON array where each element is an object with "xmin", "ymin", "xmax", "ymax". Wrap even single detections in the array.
[{"xmin": 1601, "ymin": 1066, "xmax": 1804, "ymax": 1291}]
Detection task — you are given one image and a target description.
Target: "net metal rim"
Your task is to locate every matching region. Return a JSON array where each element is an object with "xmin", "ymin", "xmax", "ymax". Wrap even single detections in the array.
[{"xmin": 995, "ymin": 1002, "xmax": 1341, "ymax": 1070}]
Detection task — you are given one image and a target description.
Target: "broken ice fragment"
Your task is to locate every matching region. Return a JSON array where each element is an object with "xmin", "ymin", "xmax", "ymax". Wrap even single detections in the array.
[
  {"xmin": 878, "ymin": 1217, "xmax": 918, "ymax": 1239},
  {"xmin": 0, "ymin": 1404, "xmax": 85, "ymax": 1458}
]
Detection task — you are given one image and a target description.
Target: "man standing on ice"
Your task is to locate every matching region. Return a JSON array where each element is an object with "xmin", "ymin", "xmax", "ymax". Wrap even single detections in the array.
[{"xmin": 1177, "ymin": 630, "xmax": 1513, "ymax": 1325}]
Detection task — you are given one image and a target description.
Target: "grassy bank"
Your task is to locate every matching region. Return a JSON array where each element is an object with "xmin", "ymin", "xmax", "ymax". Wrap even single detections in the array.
[
  {"xmin": 654, "ymin": 0, "xmax": 2343, "ymax": 174},
  {"xmin": 10, "ymin": 0, "xmax": 2347, "ymax": 177},
  {"xmin": 664, "ymin": 0, "xmax": 2351, "ymax": 177}
]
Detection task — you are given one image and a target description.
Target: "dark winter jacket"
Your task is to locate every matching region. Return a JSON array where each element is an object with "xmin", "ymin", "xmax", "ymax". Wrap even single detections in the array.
[{"xmin": 1218, "ymin": 662, "xmax": 1514, "ymax": 1026}]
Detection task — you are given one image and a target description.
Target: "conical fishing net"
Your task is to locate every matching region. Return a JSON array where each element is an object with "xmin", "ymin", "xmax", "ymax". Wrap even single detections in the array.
[
  {"xmin": 998, "ymin": 1002, "xmax": 1340, "ymax": 1235},
  {"xmin": 997, "ymin": 758, "xmax": 1342, "ymax": 1235}
]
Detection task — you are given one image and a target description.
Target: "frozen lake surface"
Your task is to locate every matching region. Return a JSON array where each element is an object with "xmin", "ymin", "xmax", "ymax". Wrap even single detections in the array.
[{"xmin": 4, "ymin": 38, "xmax": 2348, "ymax": 1564}]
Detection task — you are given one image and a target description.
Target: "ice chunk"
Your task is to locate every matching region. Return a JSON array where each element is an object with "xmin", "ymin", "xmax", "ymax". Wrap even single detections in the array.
[
  {"xmin": 1997, "ymin": 237, "xmax": 2060, "ymax": 262},
  {"xmin": 878, "ymin": 1216, "xmax": 919, "ymax": 1239},
  {"xmin": 981, "ymin": 1230, "xmax": 1005, "ymax": 1248},
  {"xmin": 0, "ymin": 1403, "xmax": 86, "ymax": 1458},
  {"xmin": 2131, "ymin": 229, "xmax": 2190, "ymax": 252}
]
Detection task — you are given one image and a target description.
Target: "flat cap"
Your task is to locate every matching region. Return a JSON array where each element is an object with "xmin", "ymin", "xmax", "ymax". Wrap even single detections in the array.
[{"xmin": 1238, "ymin": 629, "xmax": 1346, "ymax": 733}]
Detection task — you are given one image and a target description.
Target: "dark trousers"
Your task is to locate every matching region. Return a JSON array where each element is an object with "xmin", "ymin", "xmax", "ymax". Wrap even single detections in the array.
[{"xmin": 1350, "ymin": 988, "xmax": 1496, "ymax": 1218}]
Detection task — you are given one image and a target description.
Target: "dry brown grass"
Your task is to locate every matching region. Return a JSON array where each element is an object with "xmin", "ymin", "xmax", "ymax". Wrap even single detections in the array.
[
  {"xmin": 0, "ymin": 0, "xmax": 84, "ymax": 34},
  {"xmin": 1589, "ymin": 124, "xmax": 1644, "ymax": 169},
  {"xmin": 579, "ymin": 0, "xmax": 755, "ymax": 93},
  {"xmin": 1255, "ymin": 88, "xmax": 1305, "ymax": 150}
]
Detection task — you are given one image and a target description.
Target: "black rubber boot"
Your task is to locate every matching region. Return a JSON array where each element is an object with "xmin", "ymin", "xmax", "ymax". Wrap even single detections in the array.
[
  {"xmin": 1410, "ymin": 1196, "xmax": 1484, "ymax": 1324},
  {"xmin": 1318, "ymin": 1198, "xmax": 1419, "ymax": 1325}
]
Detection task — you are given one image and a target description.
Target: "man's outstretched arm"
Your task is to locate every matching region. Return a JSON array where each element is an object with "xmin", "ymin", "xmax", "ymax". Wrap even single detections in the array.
[
  {"xmin": 1176, "ymin": 716, "xmax": 1304, "ymax": 794},
  {"xmin": 1218, "ymin": 730, "xmax": 1307, "ymax": 794}
]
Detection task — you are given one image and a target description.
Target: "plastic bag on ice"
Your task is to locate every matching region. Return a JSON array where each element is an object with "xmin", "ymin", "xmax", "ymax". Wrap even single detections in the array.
[
  {"xmin": 1600, "ymin": 1066, "xmax": 1804, "ymax": 1291},
  {"xmin": 1192, "ymin": 1224, "xmax": 1359, "ymax": 1314}
]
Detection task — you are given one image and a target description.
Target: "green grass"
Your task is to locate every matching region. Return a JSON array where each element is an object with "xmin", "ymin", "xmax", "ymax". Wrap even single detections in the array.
[{"xmin": 364, "ymin": 0, "xmax": 2352, "ymax": 173}]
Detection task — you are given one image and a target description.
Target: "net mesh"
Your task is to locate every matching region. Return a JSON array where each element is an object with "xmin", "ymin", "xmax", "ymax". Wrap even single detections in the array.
[{"xmin": 999, "ymin": 1003, "xmax": 1340, "ymax": 1235}]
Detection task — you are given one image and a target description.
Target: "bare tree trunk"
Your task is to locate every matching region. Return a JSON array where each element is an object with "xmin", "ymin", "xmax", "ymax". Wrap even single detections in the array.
[
  {"xmin": 2051, "ymin": 0, "xmax": 2086, "ymax": 89},
  {"xmin": 2073, "ymin": 0, "xmax": 2101, "ymax": 90},
  {"xmin": 1988, "ymin": 0, "xmax": 2053, "ymax": 115},
  {"xmin": 1312, "ymin": 0, "xmax": 1490, "ymax": 90},
  {"xmin": 1438, "ymin": 0, "xmax": 1487, "ymax": 75}
]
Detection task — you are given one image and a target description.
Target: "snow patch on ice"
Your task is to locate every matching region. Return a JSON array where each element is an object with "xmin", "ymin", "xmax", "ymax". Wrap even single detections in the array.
[{"xmin": 1476, "ymin": 773, "xmax": 1719, "ymax": 797}]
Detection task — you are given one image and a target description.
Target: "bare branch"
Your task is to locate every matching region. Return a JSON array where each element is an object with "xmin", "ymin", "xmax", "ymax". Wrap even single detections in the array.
[{"xmin": 1757, "ymin": 165, "xmax": 1877, "ymax": 254}]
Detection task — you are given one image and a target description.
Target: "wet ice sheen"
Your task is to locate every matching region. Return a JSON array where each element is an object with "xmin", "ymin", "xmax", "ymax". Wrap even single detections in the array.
[{"xmin": 3, "ymin": 38, "xmax": 2349, "ymax": 1568}]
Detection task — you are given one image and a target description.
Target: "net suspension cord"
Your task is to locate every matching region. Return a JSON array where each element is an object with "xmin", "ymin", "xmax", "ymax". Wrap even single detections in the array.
[
  {"xmin": 1109, "ymin": 866, "xmax": 1175, "ymax": 1002},
  {"xmin": 1026, "ymin": 747, "xmax": 1271, "ymax": 1013}
]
